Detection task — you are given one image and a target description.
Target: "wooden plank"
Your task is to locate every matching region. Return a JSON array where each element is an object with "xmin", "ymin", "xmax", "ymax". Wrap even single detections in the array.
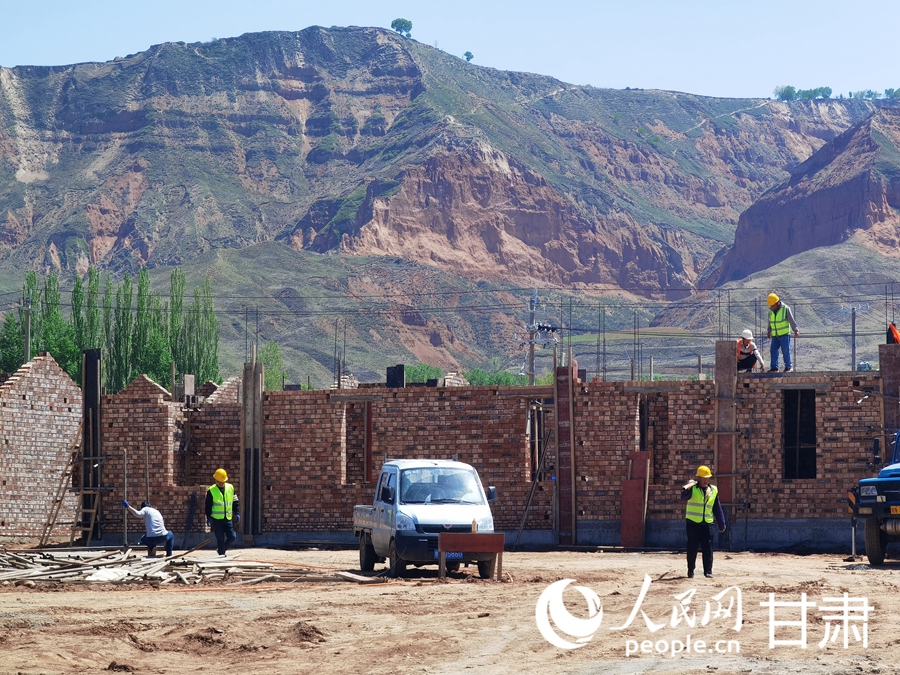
[
  {"xmin": 620, "ymin": 478, "xmax": 646, "ymax": 547},
  {"xmin": 437, "ymin": 533, "xmax": 505, "ymax": 553},
  {"xmin": 335, "ymin": 571, "xmax": 384, "ymax": 584}
]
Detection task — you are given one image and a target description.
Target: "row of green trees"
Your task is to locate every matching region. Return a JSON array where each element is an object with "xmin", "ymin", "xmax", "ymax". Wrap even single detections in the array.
[
  {"xmin": 773, "ymin": 86, "xmax": 833, "ymax": 101},
  {"xmin": 775, "ymin": 85, "xmax": 900, "ymax": 102},
  {"xmin": 0, "ymin": 268, "xmax": 219, "ymax": 392}
]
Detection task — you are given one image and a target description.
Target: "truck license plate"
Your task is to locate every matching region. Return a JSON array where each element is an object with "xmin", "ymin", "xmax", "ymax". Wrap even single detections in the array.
[
  {"xmin": 891, "ymin": 506, "xmax": 900, "ymax": 515},
  {"xmin": 435, "ymin": 551, "xmax": 464, "ymax": 559}
]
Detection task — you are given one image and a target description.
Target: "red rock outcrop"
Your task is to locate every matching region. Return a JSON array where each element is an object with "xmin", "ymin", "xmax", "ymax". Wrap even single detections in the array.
[
  {"xmin": 712, "ymin": 108, "xmax": 900, "ymax": 285},
  {"xmin": 334, "ymin": 138, "xmax": 688, "ymax": 291}
]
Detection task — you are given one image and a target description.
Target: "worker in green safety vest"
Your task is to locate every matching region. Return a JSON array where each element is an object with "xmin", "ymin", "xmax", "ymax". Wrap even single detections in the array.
[
  {"xmin": 681, "ymin": 465, "xmax": 726, "ymax": 578},
  {"xmin": 206, "ymin": 468, "xmax": 240, "ymax": 556},
  {"xmin": 766, "ymin": 292, "xmax": 800, "ymax": 372}
]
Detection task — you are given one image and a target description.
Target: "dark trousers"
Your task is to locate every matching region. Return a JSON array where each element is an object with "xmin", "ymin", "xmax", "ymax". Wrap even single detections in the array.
[
  {"xmin": 686, "ymin": 519, "xmax": 713, "ymax": 575},
  {"xmin": 737, "ymin": 354, "xmax": 758, "ymax": 371},
  {"xmin": 140, "ymin": 531, "xmax": 174, "ymax": 556},
  {"xmin": 212, "ymin": 518, "xmax": 236, "ymax": 555}
]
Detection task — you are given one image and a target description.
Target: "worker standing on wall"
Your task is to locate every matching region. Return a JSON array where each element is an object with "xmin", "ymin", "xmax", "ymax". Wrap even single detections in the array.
[
  {"xmin": 123, "ymin": 500, "xmax": 175, "ymax": 557},
  {"xmin": 766, "ymin": 293, "xmax": 800, "ymax": 372},
  {"xmin": 206, "ymin": 468, "xmax": 240, "ymax": 556},
  {"xmin": 737, "ymin": 329, "xmax": 762, "ymax": 372},
  {"xmin": 681, "ymin": 465, "xmax": 726, "ymax": 578}
]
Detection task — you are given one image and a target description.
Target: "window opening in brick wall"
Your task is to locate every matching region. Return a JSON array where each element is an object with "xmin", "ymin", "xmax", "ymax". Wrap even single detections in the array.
[
  {"xmin": 639, "ymin": 395, "xmax": 649, "ymax": 452},
  {"xmin": 783, "ymin": 389, "xmax": 816, "ymax": 479}
]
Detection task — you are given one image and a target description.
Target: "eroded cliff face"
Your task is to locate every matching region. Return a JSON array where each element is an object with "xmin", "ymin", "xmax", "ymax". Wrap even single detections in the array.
[
  {"xmin": 0, "ymin": 26, "xmax": 884, "ymax": 293},
  {"xmin": 325, "ymin": 139, "xmax": 694, "ymax": 291},
  {"xmin": 712, "ymin": 108, "xmax": 900, "ymax": 285}
]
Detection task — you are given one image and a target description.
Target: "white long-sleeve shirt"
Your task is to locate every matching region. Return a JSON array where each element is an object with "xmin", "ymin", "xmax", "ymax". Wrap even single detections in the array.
[{"xmin": 133, "ymin": 506, "xmax": 168, "ymax": 537}]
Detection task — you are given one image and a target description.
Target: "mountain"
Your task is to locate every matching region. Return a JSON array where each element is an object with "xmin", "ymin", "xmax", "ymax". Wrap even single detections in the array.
[
  {"xmin": 710, "ymin": 107, "xmax": 900, "ymax": 285},
  {"xmin": 0, "ymin": 27, "xmax": 880, "ymax": 291},
  {"xmin": 0, "ymin": 26, "xmax": 894, "ymax": 379}
]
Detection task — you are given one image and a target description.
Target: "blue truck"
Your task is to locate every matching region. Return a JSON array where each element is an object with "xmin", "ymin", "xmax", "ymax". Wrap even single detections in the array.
[{"xmin": 850, "ymin": 433, "xmax": 900, "ymax": 565}]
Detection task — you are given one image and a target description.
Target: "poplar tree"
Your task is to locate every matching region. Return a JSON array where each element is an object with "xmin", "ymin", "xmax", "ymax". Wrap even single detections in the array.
[{"xmin": 109, "ymin": 273, "xmax": 134, "ymax": 392}]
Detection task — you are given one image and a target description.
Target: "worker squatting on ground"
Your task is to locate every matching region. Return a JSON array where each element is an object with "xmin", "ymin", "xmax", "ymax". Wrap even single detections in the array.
[
  {"xmin": 766, "ymin": 293, "xmax": 800, "ymax": 372},
  {"xmin": 206, "ymin": 468, "xmax": 240, "ymax": 556},
  {"xmin": 681, "ymin": 465, "xmax": 726, "ymax": 578},
  {"xmin": 737, "ymin": 329, "xmax": 762, "ymax": 372},
  {"xmin": 123, "ymin": 500, "xmax": 175, "ymax": 557}
]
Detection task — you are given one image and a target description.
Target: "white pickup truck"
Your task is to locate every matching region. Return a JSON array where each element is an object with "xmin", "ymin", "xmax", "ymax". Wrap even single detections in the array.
[{"xmin": 353, "ymin": 459, "xmax": 498, "ymax": 577}]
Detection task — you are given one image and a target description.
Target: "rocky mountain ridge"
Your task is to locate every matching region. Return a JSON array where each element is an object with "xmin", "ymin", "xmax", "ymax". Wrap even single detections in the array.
[
  {"xmin": 0, "ymin": 26, "xmax": 884, "ymax": 295},
  {"xmin": 711, "ymin": 107, "xmax": 900, "ymax": 285}
]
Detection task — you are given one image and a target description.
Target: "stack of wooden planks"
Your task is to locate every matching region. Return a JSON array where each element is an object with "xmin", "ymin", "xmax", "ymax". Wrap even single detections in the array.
[{"xmin": 0, "ymin": 546, "xmax": 341, "ymax": 586}]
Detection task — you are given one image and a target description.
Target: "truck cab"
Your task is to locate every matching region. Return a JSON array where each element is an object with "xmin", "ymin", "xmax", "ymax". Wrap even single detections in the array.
[
  {"xmin": 353, "ymin": 459, "xmax": 498, "ymax": 577},
  {"xmin": 851, "ymin": 432, "xmax": 900, "ymax": 565}
]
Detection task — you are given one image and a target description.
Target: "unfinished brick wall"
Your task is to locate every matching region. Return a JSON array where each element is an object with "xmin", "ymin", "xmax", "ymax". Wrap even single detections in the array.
[
  {"xmin": 0, "ymin": 355, "xmax": 82, "ymax": 539},
  {"xmin": 99, "ymin": 375, "xmax": 246, "ymax": 544},
  {"xmin": 573, "ymin": 381, "xmax": 640, "ymax": 521},
  {"xmin": 653, "ymin": 381, "xmax": 718, "ymax": 520},
  {"xmin": 10, "ymin": 348, "xmax": 894, "ymax": 549},
  {"xmin": 261, "ymin": 386, "xmax": 554, "ymax": 533},
  {"xmin": 731, "ymin": 373, "xmax": 881, "ymax": 520},
  {"xmin": 185, "ymin": 377, "xmax": 241, "ymax": 488}
]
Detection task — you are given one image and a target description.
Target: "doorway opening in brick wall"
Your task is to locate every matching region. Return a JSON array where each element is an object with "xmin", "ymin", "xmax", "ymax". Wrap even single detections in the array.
[
  {"xmin": 783, "ymin": 389, "xmax": 816, "ymax": 479},
  {"xmin": 528, "ymin": 401, "xmax": 553, "ymax": 481}
]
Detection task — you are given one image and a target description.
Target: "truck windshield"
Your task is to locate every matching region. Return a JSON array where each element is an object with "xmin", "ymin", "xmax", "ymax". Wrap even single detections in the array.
[{"xmin": 399, "ymin": 468, "xmax": 484, "ymax": 504}]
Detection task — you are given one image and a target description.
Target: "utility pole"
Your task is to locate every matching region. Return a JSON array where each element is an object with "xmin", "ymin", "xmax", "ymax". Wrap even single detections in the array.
[
  {"xmin": 851, "ymin": 307, "xmax": 857, "ymax": 370},
  {"xmin": 23, "ymin": 296, "xmax": 31, "ymax": 362},
  {"xmin": 528, "ymin": 293, "xmax": 537, "ymax": 386}
]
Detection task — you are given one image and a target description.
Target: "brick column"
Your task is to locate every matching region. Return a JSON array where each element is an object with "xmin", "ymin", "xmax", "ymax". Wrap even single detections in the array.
[{"xmin": 714, "ymin": 340, "xmax": 738, "ymax": 509}]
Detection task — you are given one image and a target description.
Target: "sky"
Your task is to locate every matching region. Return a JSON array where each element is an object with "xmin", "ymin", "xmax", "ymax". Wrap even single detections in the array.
[{"xmin": 0, "ymin": 0, "xmax": 897, "ymax": 100}]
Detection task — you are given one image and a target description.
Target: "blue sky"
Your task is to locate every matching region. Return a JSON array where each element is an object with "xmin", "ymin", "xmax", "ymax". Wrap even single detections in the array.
[{"xmin": 1, "ymin": 0, "xmax": 897, "ymax": 99}]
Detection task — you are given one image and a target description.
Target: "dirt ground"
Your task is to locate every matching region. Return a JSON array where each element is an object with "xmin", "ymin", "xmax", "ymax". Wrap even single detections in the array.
[{"xmin": 0, "ymin": 546, "xmax": 895, "ymax": 675}]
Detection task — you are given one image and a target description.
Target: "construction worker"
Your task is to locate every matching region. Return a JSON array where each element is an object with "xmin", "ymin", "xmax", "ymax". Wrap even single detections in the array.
[
  {"xmin": 206, "ymin": 468, "xmax": 240, "ymax": 556},
  {"xmin": 123, "ymin": 500, "xmax": 175, "ymax": 557},
  {"xmin": 737, "ymin": 329, "xmax": 761, "ymax": 372},
  {"xmin": 681, "ymin": 466, "xmax": 726, "ymax": 578},
  {"xmin": 766, "ymin": 293, "xmax": 800, "ymax": 372}
]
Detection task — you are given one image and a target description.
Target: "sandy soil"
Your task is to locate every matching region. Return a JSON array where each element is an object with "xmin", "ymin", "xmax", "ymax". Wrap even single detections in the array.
[{"xmin": 0, "ymin": 547, "xmax": 894, "ymax": 675}]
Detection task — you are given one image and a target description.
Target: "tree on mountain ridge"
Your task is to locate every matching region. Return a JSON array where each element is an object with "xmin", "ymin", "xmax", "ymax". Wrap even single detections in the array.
[{"xmin": 391, "ymin": 18, "xmax": 412, "ymax": 38}]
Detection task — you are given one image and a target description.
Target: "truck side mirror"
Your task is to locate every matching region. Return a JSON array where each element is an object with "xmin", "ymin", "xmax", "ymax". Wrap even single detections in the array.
[
  {"xmin": 485, "ymin": 486, "xmax": 497, "ymax": 503},
  {"xmin": 380, "ymin": 485, "xmax": 395, "ymax": 504}
]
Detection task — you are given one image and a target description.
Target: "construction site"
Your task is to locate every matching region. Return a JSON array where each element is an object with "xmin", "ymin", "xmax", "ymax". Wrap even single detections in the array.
[{"xmin": 2, "ymin": 344, "xmax": 899, "ymax": 674}]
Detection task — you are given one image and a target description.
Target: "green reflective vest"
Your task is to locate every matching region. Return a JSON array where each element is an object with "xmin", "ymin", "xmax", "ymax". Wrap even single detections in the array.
[
  {"xmin": 208, "ymin": 483, "xmax": 235, "ymax": 520},
  {"xmin": 685, "ymin": 484, "xmax": 718, "ymax": 524},
  {"xmin": 770, "ymin": 305, "xmax": 790, "ymax": 337}
]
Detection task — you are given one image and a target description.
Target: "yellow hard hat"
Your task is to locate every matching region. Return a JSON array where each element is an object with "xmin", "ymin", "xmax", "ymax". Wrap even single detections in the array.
[
  {"xmin": 214, "ymin": 468, "xmax": 228, "ymax": 482},
  {"xmin": 696, "ymin": 465, "xmax": 713, "ymax": 478},
  {"xmin": 767, "ymin": 293, "xmax": 780, "ymax": 307}
]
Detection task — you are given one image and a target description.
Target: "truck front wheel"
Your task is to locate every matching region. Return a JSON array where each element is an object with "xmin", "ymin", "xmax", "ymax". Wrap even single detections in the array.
[
  {"xmin": 477, "ymin": 558, "xmax": 495, "ymax": 579},
  {"xmin": 865, "ymin": 518, "xmax": 887, "ymax": 566},
  {"xmin": 388, "ymin": 540, "xmax": 407, "ymax": 578},
  {"xmin": 359, "ymin": 534, "xmax": 377, "ymax": 572}
]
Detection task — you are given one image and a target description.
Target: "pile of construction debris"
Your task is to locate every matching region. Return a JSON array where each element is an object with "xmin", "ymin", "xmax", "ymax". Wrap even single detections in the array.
[{"xmin": 0, "ymin": 545, "xmax": 342, "ymax": 586}]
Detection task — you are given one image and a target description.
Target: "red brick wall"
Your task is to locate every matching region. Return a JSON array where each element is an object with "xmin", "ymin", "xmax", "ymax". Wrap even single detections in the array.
[
  {"xmin": 86, "ymin": 367, "xmax": 891, "ymax": 541},
  {"xmin": 261, "ymin": 386, "xmax": 554, "ymax": 533},
  {"xmin": 99, "ymin": 375, "xmax": 248, "ymax": 544},
  {"xmin": 731, "ymin": 373, "xmax": 881, "ymax": 520},
  {"xmin": 0, "ymin": 356, "xmax": 82, "ymax": 539}
]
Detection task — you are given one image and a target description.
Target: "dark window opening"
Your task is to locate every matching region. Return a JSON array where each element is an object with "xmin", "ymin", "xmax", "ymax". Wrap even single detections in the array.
[{"xmin": 784, "ymin": 389, "xmax": 816, "ymax": 479}]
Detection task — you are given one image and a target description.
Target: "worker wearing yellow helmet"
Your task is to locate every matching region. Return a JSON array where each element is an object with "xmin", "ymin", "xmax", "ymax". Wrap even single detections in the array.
[
  {"xmin": 681, "ymin": 465, "xmax": 726, "ymax": 578},
  {"xmin": 206, "ymin": 468, "xmax": 240, "ymax": 556},
  {"xmin": 766, "ymin": 293, "xmax": 800, "ymax": 373}
]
